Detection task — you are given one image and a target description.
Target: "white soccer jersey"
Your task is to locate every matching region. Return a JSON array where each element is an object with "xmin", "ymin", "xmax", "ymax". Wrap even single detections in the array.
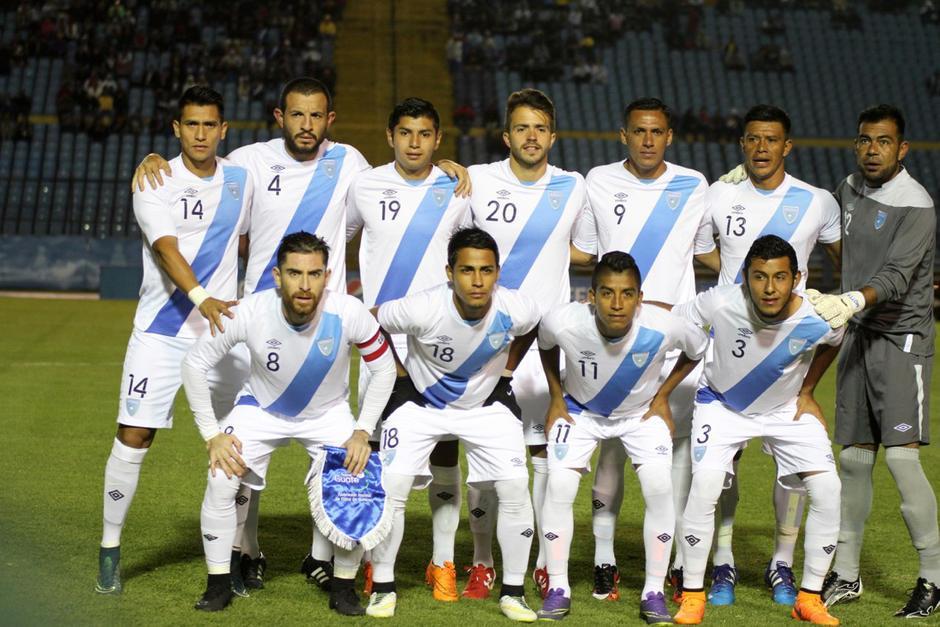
[
  {"xmin": 378, "ymin": 284, "xmax": 541, "ymax": 410},
  {"xmin": 538, "ymin": 302, "xmax": 707, "ymax": 418},
  {"xmin": 346, "ymin": 163, "xmax": 471, "ymax": 307},
  {"xmin": 673, "ymin": 283, "xmax": 844, "ymax": 416},
  {"xmin": 698, "ymin": 174, "xmax": 841, "ymax": 288},
  {"xmin": 575, "ymin": 161, "xmax": 710, "ymax": 303},
  {"xmin": 468, "ymin": 160, "xmax": 587, "ymax": 314},
  {"xmin": 183, "ymin": 289, "xmax": 389, "ymax": 428},
  {"xmin": 229, "ymin": 138, "xmax": 370, "ymax": 295},
  {"xmin": 133, "ymin": 155, "xmax": 251, "ymax": 339}
]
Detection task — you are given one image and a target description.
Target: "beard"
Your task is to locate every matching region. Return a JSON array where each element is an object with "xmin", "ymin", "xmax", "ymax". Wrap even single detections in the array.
[{"xmin": 283, "ymin": 129, "xmax": 323, "ymax": 159}]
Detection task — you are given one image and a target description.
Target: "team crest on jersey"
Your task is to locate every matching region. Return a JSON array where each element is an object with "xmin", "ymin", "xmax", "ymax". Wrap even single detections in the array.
[
  {"xmin": 874, "ymin": 210, "xmax": 887, "ymax": 230},
  {"xmin": 382, "ymin": 188, "xmax": 397, "ymax": 197},
  {"xmin": 614, "ymin": 192, "xmax": 628, "ymax": 201},
  {"xmin": 270, "ymin": 164, "xmax": 286, "ymax": 172},
  {"xmin": 125, "ymin": 398, "xmax": 140, "ymax": 416},
  {"xmin": 184, "ymin": 187, "xmax": 198, "ymax": 197},
  {"xmin": 318, "ymin": 337, "xmax": 335, "ymax": 356},
  {"xmin": 549, "ymin": 191, "xmax": 563, "ymax": 210},
  {"xmin": 666, "ymin": 192, "xmax": 681, "ymax": 210},
  {"xmin": 782, "ymin": 205, "xmax": 799, "ymax": 224},
  {"xmin": 788, "ymin": 338, "xmax": 807, "ymax": 355},
  {"xmin": 497, "ymin": 189, "xmax": 511, "ymax": 198},
  {"xmin": 432, "ymin": 188, "xmax": 447, "ymax": 207},
  {"xmin": 554, "ymin": 443, "xmax": 569, "ymax": 460},
  {"xmin": 488, "ymin": 332, "xmax": 508, "ymax": 349},
  {"xmin": 844, "ymin": 200, "xmax": 855, "ymax": 214},
  {"xmin": 226, "ymin": 181, "xmax": 241, "ymax": 199},
  {"xmin": 632, "ymin": 351, "xmax": 649, "ymax": 367},
  {"xmin": 693, "ymin": 445, "xmax": 706, "ymax": 462},
  {"xmin": 321, "ymin": 159, "xmax": 337, "ymax": 179}
]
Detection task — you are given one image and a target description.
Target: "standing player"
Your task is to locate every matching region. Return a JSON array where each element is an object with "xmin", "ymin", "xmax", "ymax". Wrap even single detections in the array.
[
  {"xmin": 181, "ymin": 232, "xmax": 396, "ymax": 614},
  {"xmin": 810, "ymin": 105, "xmax": 940, "ymax": 618},
  {"xmin": 536, "ymin": 252, "xmax": 707, "ymax": 622},
  {"xmin": 670, "ymin": 235, "xmax": 844, "ymax": 626},
  {"xmin": 96, "ymin": 86, "xmax": 251, "ymax": 594},
  {"xmin": 571, "ymin": 97, "xmax": 711, "ymax": 601},
  {"xmin": 345, "ymin": 97, "xmax": 470, "ymax": 600},
  {"xmin": 366, "ymin": 228, "xmax": 542, "ymax": 621},
  {"xmin": 465, "ymin": 88, "xmax": 588, "ymax": 598},
  {"xmin": 695, "ymin": 104, "xmax": 842, "ymax": 606}
]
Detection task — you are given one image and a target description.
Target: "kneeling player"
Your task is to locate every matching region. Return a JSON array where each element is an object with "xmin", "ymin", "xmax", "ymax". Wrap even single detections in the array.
[
  {"xmin": 671, "ymin": 235, "xmax": 844, "ymax": 626},
  {"xmin": 181, "ymin": 232, "xmax": 395, "ymax": 614},
  {"xmin": 366, "ymin": 228, "xmax": 541, "ymax": 621},
  {"xmin": 536, "ymin": 252, "xmax": 706, "ymax": 622}
]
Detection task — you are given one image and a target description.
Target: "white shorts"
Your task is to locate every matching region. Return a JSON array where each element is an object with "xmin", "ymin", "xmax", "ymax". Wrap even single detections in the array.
[
  {"xmin": 690, "ymin": 399, "xmax": 836, "ymax": 480},
  {"xmin": 116, "ymin": 329, "xmax": 247, "ymax": 429},
  {"xmin": 514, "ymin": 348, "xmax": 561, "ymax": 446},
  {"xmin": 546, "ymin": 409, "xmax": 673, "ymax": 472},
  {"xmin": 380, "ymin": 402, "xmax": 529, "ymax": 486},
  {"xmin": 220, "ymin": 402, "xmax": 355, "ymax": 489},
  {"xmin": 663, "ymin": 350, "xmax": 703, "ymax": 439}
]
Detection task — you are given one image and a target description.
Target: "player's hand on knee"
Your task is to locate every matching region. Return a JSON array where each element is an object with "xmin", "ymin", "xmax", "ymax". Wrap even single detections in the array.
[
  {"xmin": 436, "ymin": 159, "xmax": 472, "ymax": 197},
  {"xmin": 642, "ymin": 394, "xmax": 675, "ymax": 436},
  {"xmin": 342, "ymin": 430, "xmax": 371, "ymax": 476},
  {"xmin": 132, "ymin": 153, "xmax": 172, "ymax": 192},
  {"xmin": 199, "ymin": 297, "xmax": 239, "ymax": 336},
  {"xmin": 545, "ymin": 396, "xmax": 575, "ymax": 434},
  {"xmin": 718, "ymin": 163, "xmax": 747, "ymax": 184},
  {"xmin": 482, "ymin": 375, "xmax": 522, "ymax": 420},
  {"xmin": 794, "ymin": 391, "xmax": 828, "ymax": 432},
  {"xmin": 207, "ymin": 433, "xmax": 246, "ymax": 479}
]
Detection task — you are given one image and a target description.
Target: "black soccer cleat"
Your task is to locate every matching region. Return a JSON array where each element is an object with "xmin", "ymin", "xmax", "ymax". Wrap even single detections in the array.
[
  {"xmin": 894, "ymin": 577, "xmax": 940, "ymax": 618},
  {"xmin": 300, "ymin": 553, "xmax": 333, "ymax": 591},
  {"xmin": 241, "ymin": 552, "xmax": 267, "ymax": 590},
  {"xmin": 821, "ymin": 570, "xmax": 862, "ymax": 607},
  {"xmin": 330, "ymin": 583, "xmax": 367, "ymax": 616},
  {"xmin": 195, "ymin": 574, "xmax": 234, "ymax": 612},
  {"xmin": 230, "ymin": 551, "xmax": 249, "ymax": 597},
  {"xmin": 95, "ymin": 546, "xmax": 122, "ymax": 594}
]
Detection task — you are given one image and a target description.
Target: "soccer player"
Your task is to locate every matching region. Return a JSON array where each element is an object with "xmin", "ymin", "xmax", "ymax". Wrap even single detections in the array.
[
  {"xmin": 345, "ymin": 97, "xmax": 471, "ymax": 601},
  {"xmin": 810, "ymin": 105, "xmax": 940, "ymax": 618},
  {"xmin": 694, "ymin": 104, "xmax": 842, "ymax": 606},
  {"xmin": 365, "ymin": 227, "xmax": 541, "ymax": 621},
  {"xmin": 571, "ymin": 97, "xmax": 711, "ymax": 601},
  {"xmin": 536, "ymin": 251, "xmax": 707, "ymax": 622},
  {"xmin": 181, "ymin": 231, "xmax": 395, "ymax": 614},
  {"xmin": 96, "ymin": 86, "xmax": 252, "ymax": 595},
  {"xmin": 465, "ymin": 88, "xmax": 588, "ymax": 599},
  {"xmin": 670, "ymin": 235, "xmax": 844, "ymax": 626}
]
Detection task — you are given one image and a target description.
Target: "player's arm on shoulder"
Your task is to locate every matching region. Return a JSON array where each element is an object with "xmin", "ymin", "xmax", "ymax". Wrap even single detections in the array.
[
  {"xmin": 345, "ymin": 180, "xmax": 364, "ymax": 242},
  {"xmin": 132, "ymin": 153, "xmax": 172, "ymax": 192},
  {"xmin": 537, "ymin": 307, "xmax": 574, "ymax": 431},
  {"xmin": 670, "ymin": 286, "xmax": 719, "ymax": 328},
  {"xmin": 570, "ymin": 206, "xmax": 598, "ymax": 266},
  {"xmin": 375, "ymin": 290, "xmax": 431, "ymax": 337},
  {"xmin": 435, "ymin": 159, "xmax": 471, "ymax": 197}
]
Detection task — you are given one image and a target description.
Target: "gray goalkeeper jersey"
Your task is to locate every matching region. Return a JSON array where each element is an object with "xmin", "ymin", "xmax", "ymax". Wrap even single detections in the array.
[{"xmin": 835, "ymin": 167, "xmax": 936, "ymax": 356}]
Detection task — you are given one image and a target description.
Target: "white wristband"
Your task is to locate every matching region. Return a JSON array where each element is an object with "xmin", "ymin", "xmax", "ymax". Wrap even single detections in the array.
[
  {"xmin": 502, "ymin": 369, "xmax": 514, "ymax": 378},
  {"xmin": 188, "ymin": 286, "xmax": 210, "ymax": 308}
]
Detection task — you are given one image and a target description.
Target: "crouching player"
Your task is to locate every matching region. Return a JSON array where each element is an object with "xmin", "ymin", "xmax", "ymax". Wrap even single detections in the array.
[
  {"xmin": 366, "ymin": 227, "xmax": 542, "ymax": 621},
  {"xmin": 670, "ymin": 235, "xmax": 844, "ymax": 625},
  {"xmin": 536, "ymin": 251, "xmax": 707, "ymax": 623},
  {"xmin": 181, "ymin": 232, "xmax": 396, "ymax": 614}
]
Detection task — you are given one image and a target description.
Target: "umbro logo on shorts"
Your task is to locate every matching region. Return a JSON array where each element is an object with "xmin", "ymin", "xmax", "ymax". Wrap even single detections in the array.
[
  {"xmin": 895, "ymin": 423, "xmax": 913, "ymax": 433},
  {"xmin": 544, "ymin": 532, "xmax": 559, "ymax": 541},
  {"xmin": 510, "ymin": 457, "xmax": 526, "ymax": 467},
  {"xmin": 685, "ymin": 535, "xmax": 701, "ymax": 546},
  {"xmin": 657, "ymin": 533, "xmax": 672, "ymax": 543},
  {"xmin": 521, "ymin": 528, "xmax": 534, "ymax": 538},
  {"xmin": 656, "ymin": 445, "xmax": 669, "ymax": 455},
  {"xmin": 236, "ymin": 495, "xmax": 249, "ymax": 506},
  {"xmin": 470, "ymin": 508, "xmax": 486, "ymax": 518},
  {"xmin": 436, "ymin": 491, "xmax": 454, "ymax": 501},
  {"xmin": 108, "ymin": 490, "xmax": 124, "ymax": 501},
  {"xmin": 533, "ymin": 424, "xmax": 545, "ymax": 433},
  {"xmin": 823, "ymin": 544, "xmax": 836, "ymax": 554},
  {"xmin": 203, "ymin": 534, "xmax": 218, "ymax": 541},
  {"xmin": 592, "ymin": 499, "xmax": 605, "ymax": 510}
]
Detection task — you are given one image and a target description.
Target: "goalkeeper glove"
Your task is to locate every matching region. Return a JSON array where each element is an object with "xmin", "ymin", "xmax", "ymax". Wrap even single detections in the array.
[{"xmin": 804, "ymin": 288, "xmax": 864, "ymax": 329}]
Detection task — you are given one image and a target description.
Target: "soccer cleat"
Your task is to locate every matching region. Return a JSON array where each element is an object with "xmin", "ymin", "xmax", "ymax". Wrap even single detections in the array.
[
  {"xmin": 536, "ymin": 588, "xmax": 571, "ymax": 620},
  {"xmin": 363, "ymin": 560, "xmax": 374, "ymax": 596},
  {"xmin": 366, "ymin": 591, "xmax": 397, "ymax": 618},
  {"xmin": 764, "ymin": 560, "xmax": 797, "ymax": 605},
  {"xmin": 821, "ymin": 571, "xmax": 862, "ymax": 607},
  {"xmin": 640, "ymin": 591, "xmax": 674, "ymax": 625},
  {"xmin": 499, "ymin": 594, "xmax": 537, "ymax": 622},
  {"xmin": 674, "ymin": 590, "xmax": 706, "ymax": 625},
  {"xmin": 425, "ymin": 561, "xmax": 459, "ymax": 602},
  {"xmin": 330, "ymin": 585, "xmax": 366, "ymax": 616},
  {"xmin": 462, "ymin": 563, "xmax": 496, "ymax": 599},
  {"xmin": 532, "ymin": 566, "xmax": 549, "ymax": 600},
  {"xmin": 894, "ymin": 577, "xmax": 940, "ymax": 618},
  {"xmin": 230, "ymin": 551, "xmax": 248, "ymax": 597},
  {"xmin": 707, "ymin": 564, "xmax": 737, "ymax": 606},
  {"xmin": 241, "ymin": 552, "xmax": 266, "ymax": 590},
  {"xmin": 194, "ymin": 575, "xmax": 233, "ymax": 612},
  {"xmin": 669, "ymin": 567, "xmax": 684, "ymax": 603},
  {"xmin": 592, "ymin": 563, "xmax": 621, "ymax": 601},
  {"xmin": 95, "ymin": 546, "xmax": 122, "ymax": 594},
  {"xmin": 791, "ymin": 590, "xmax": 839, "ymax": 625},
  {"xmin": 300, "ymin": 553, "xmax": 333, "ymax": 591}
]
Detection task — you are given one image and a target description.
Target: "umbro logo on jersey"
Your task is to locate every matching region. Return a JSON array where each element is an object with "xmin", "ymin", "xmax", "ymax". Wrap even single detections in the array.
[
  {"xmin": 580, "ymin": 350, "xmax": 596, "ymax": 358},
  {"xmin": 382, "ymin": 188, "xmax": 397, "ymax": 197},
  {"xmin": 731, "ymin": 204, "xmax": 746, "ymax": 214},
  {"xmin": 875, "ymin": 210, "xmax": 887, "ymax": 230},
  {"xmin": 666, "ymin": 191, "xmax": 681, "ymax": 210},
  {"xmin": 270, "ymin": 164, "xmax": 286, "ymax": 172},
  {"xmin": 632, "ymin": 351, "xmax": 649, "ymax": 367},
  {"xmin": 108, "ymin": 490, "xmax": 125, "ymax": 501},
  {"xmin": 317, "ymin": 338, "xmax": 335, "ymax": 356},
  {"xmin": 657, "ymin": 533, "xmax": 672, "ymax": 543},
  {"xmin": 184, "ymin": 187, "xmax": 198, "ymax": 197},
  {"xmin": 266, "ymin": 338, "xmax": 282, "ymax": 348},
  {"xmin": 895, "ymin": 423, "xmax": 913, "ymax": 433},
  {"xmin": 614, "ymin": 192, "xmax": 628, "ymax": 200},
  {"xmin": 685, "ymin": 534, "xmax": 701, "ymax": 546},
  {"xmin": 788, "ymin": 338, "xmax": 807, "ymax": 355},
  {"xmin": 496, "ymin": 189, "xmax": 511, "ymax": 197},
  {"xmin": 782, "ymin": 205, "xmax": 799, "ymax": 224},
  {"xmin": 321, "ymin": 159, "xmax": 337, "ymax": 179},
  {"xmin": 436, "ymin": 335, "xmax": 452, "ymax": 344},
  {"xmin": 549, "ymin": 191, "xmax": 562, "ymax": 210},
  {"xmin": 737, "ymin": 328, "xmax": 753, "ymax": 338}
]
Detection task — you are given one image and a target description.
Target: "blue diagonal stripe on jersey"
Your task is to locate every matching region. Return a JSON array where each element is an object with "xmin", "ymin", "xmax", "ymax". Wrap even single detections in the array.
[
  {"xmin": 733, "ymin": 186, "xmax": 814, "ymax": 283},
  {"xmin": 498, "ymin": 174, "xmax": 577, "ymax": 289},
  {"xmin": 265, "ymin": 312, "xmax": 343, "ymax": 416},
  {"xmin": 146, "ymin": 166, "xmax": 247, "ymax": 336},
  {"xmin": 629, "ymin": 175, "xmax": 699, "ymax": 282},
  {"xmin": 719, "ymin": 315, "xmax": 829, "ymax": 412},
  {"xmin": 580, "ymin": 326, "xmax": 664, "ymax": 416},
  {"xmin": 254, "ymin": 145, "xmax": 348, "ymax": 292},
  {"xmin": 375, "ymin": 176, "xmax": 456, "ymax": 304},
  {"xmin": 422, "ymin": 310, "xmax": 513, "ymax": 408}
]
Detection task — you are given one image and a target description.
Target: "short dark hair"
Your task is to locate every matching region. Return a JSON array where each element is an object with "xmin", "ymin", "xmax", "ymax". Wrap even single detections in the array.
[
  {"xmin": 279, "ymin": 77, "xmax": 333, "ymax": 113},
  {"xmin": 592, "ymin": 251, "xmax": 642, "ymax": 290},
  {"xmin": 388, "ymin": 97, "xmax": 440, "ymax": 131},
  {"xmin": 276, "ymin": 231, "xmax": 330, "ymax": 268},
  {"xmin": 623, "ymin": 97, "xmax": 672, "ymax": 128},
  {"xmin": 857, "ymin": 104, "xmax": 905, "ymax": 139},
  {"xmin": 177, "ymin": 85, "xmax": 224, "ymax": 120},
  {"xmin": 505, "ymin": 88, "xmax": 556, "ymax": 132},
  {"xmin": 447, "ymin": 227, "xmax": 500, "ymax": 268},
  {"xmin": 743, "ymin": 235, "xmax": 798, "ymax": 276},
  {"xmin": 744, "ymin": 104, "xmax": 791, "ymax": 136}
]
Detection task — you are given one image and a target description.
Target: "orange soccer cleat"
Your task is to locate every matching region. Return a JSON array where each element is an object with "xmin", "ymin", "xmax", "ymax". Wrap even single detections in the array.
[
  {"xmin": 425, "ymin": 561, "xmax": 459, "ymax": 602},
  {"xmin": 792, "ymin": 590, "xmax": 840, "ymax": 625},
  {"xmin": 674, "ymin": 590, "xmax": 706, "ymax": 625}
]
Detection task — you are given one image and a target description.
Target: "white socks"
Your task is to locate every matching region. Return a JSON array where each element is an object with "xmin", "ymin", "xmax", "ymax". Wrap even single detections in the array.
[
  {"xmin": 201, "ymin": 471, "xmax": 241, "ymax": 574},
  {"xmin": 429, "ymin": 464, "xmax": 461, "ymax": 566},
  {"xmin": 680, "ymin": 469, "xmax": 727, "ymax": 589},
  {"xmin": 771, "ymin": 480, "xmax": 806, "ymax": 567},
  {"xmin": 101, "ymin": 438, "xmax": 149, "ymax": 548},
  {"xmin": 592, "ymin": 439, "xmax": 626, "ymax": 567},
  {"xmin": 531, "ymin": 455, "xmax": 549, "ymax": 569},
  {"xmin": 671, "ymin": 436, "xmax": 691, "ymax": 570},
  {"xmin": 713, "ymin": 460, "xmax": 739, "ymax": 568},
  {"xmin": 371, "ymin": 472, "xmax": 413, "ymax": 583},
  {"xmin": 542, "ymin": 467, "xmax": 581, "ymax": 595},
  {"xmin": 494, "ymin": 477, "xmax": 535, "ymax": 586},
  {"xmin": 468, "ymin": 484, "xmax": 497, "ymax": 567},
  {"xmin": 637, "ymin": 463, "xmax": 675, "ymax": 597},
  {"xmin": 801, "ymin": 472, "xmax": 841, "ymax": 590}
]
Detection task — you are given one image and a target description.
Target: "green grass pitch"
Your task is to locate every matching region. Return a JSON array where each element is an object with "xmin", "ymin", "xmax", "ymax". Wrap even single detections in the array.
[{"xmin": 1, "ymin": 297, "xmax": 937, "ymax": 625}]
